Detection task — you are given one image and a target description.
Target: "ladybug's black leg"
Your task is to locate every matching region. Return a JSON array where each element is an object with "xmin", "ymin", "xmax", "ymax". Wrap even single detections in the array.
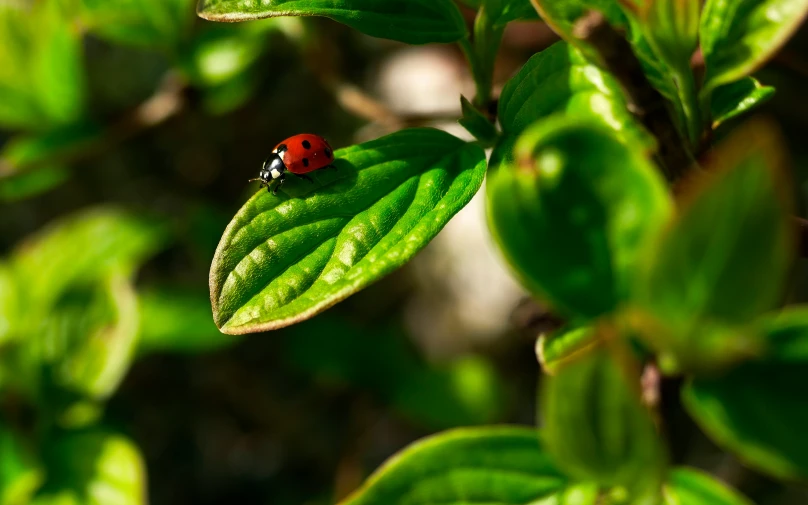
[
  {"xmin": 272, "ymin": 177, "xmax": 285, "ymax": 195},
  {"xmin": 296, "ymin": 174, "xmax": 314, "ymax": 183}
]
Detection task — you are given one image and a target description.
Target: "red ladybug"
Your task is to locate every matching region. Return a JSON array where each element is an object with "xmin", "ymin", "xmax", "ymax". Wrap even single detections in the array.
[{"xmin": 250, "ymin": 134, "xmax": 335, "ymax": 195}]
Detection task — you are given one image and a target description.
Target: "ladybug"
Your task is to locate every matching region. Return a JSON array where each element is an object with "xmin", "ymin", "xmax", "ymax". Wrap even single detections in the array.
[{"xmin": 250, "ymin": 134, "xmax": 336, "ymax": 195}]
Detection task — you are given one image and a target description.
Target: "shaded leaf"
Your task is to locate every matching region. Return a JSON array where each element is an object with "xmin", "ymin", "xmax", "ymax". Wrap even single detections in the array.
[
  {"xmin": 0, "ymin": 123, "xmax": 103, "ymax": 173},
  {"xmin": 492, "ymin": 1, "xmax": 540, "ymax": 26},
  {"xmin": 757, "ymin": 306, "xmax": 808, "ymax": 361},
  {"xmin": 0, "ymin": 422, "xmax": 43, "ymax": 505},
  {"xmin": 710, "ymin": 77, "xmax": 775, "ymax": 129},
  {"xmin": 339, "ymin": 426, "xmax": 574, "ymax": 505},
  {"xmin": 663, "ymin": 467, "xmax": 753, "ymax": 505},
  {"xmin": 197, "ymin": 0, "xmax": 467, "ymax": 45},
  {"xmin": 497, "ymin": 41, "xmax": 653, "ymax": 149},
  {"xmin": 210, "ymin": 128, "xmax": 486, "ymax": 334},
  {"xmin": 80, "ymin": 0, "xmax": 195, "ymax": 49},
  {"xmin": 536, "ymin": 325, "xmax": 598, "ymax": 375},
  {"xmin": 700, "ymin": 0, "xmax": 808, "ymax": 93},
  {"xmin": 0, "ymin": 0, "xmax": 85, "ymax": 130},
  {"xmin": 541, "ymin": 336, "xmax": 667, "ymax": 492},
  {"xmin": 0, "ymin": 166, "xmax": 71, "ymax": 203},
  {"xmin": 637, "ymin": 0, "xmax": 700, "ymax": 72},
  {"xmin": 487, "ymin": 116, "xmax": 671, "ymax": 319},
  {"xmin": 138, "ymin": 287, "xmax": 238, "ymax": 355},
  {"xmin": 458, "ymin": 95, "xmax": 498, "ymax": 145},
  {"xmin": 39, "ymin": 430, "xmax": 146, "ymax": 505},
  {"xmin": 634, "ymin": 120, "xmax": 793, "ymax": 372}
]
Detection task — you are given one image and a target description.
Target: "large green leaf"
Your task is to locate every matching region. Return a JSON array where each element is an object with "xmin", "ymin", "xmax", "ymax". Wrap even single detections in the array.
[
  {"xmin": 710, "ymin": 77, "xmax": 775, "ymax": 130},
  {"xmin": 210, "ymin": 128, "xmax": 486, "ymax": 334},
  {"xmin": 339, "ymin": 426, "xmax": 585, "ymax": 505},
  {"xmin": 39, "ymin": 430, "xmax": 146, "ymax": 505},
  {"xmin": 0, "ymin": 423, "xmax": 43, "ymax": 505},
  {"xmin": 80, "ymin": 0, "xmax": 195, "ymax": 49},
  {"xmin": 497, "ymin": 41, "xmax": 653, "ymax": 149},
  {"xmin": 0, "ymin": 0, "xmax": 85, "ymax": 130},
  {"xmin": 541, "ymin": 338, "xmax": 667, "ymax": 493},
  {"xmin": 197, "ymin": 0, "xmax": 467, "ymax": 44},
  {"xmin": 700, "ymin": 0, "xmax": 808, "ymax": 93},
  {"xmin": 633, "ymin": 121, "xmax": 793, "ymax": 372},
  {"xmin": 663, "ymin": 467, "xmax": 753, "ymax": 505},
  {"xmin": 487, "ymin": 116, "xmax": 671, "ymax": 319}
]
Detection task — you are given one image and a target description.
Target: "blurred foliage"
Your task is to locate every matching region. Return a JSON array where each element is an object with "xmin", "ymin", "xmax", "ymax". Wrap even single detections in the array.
[{"xmin": 2, "ymin": 0, "xmax": 808, "ymax": 504}]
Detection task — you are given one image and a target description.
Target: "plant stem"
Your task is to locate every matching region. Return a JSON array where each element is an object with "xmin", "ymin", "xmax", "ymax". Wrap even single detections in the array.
[{"xmin": 459, "ymin": 5, "xmax": 505, "ymax": 120}]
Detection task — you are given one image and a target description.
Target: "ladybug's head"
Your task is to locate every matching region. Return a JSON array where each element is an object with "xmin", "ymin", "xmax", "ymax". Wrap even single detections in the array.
[{"xmin": 261, "ymin": 154, "xmax": 286, "ymax": 181}]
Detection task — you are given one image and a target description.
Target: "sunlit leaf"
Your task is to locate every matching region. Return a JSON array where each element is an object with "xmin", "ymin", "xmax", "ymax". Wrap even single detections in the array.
[
  {"xmin": 339, "ymin": 426, "xmax": 581, "ymax": 505},
  {"xmin": 700, "ymin": 0, "xmax": 808, "ymax": 93},
  {"xmin": 197, "ymin": 0, "xmax": 467, "ymax": 44},
  {"xmin": 0, "ymin": 263, "xmax": 17, "ymax": 347},
  {"xmin": 663, "ymin": 467, "xmax": 754, "ymax": 505},
  {"xmin": 710, "ymin": 77, "xmax": 775, "ymax": 129},
  {"xmin": 541, "ymin": 336, "xmax": 666, "ymax": 493},
  {"xmin": 536, "ymin": 325, "xmax": 598, "ymax": 375},
  {"xmin": 210, "ymin": 128, "xmax": 486, "ymax": 334},
  {"xmin": 39, "ymin": 430, "xmax": 146, "ymax": 505},
  {"xmin": 487, "ymin": 116, "xmax": 671, "ymax": 319}
]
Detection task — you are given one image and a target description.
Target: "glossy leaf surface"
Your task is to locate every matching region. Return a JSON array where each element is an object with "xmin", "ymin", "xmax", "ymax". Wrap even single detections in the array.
[
  {"xmin": 663, "ymin": 467, "xmax": 753, "ymax": 505},
  {"xmin": 700, "ymin": 0, "xmax": 808, "ymax": 92},
  {"xmin": 541, "ymin": 339, "xmax": 666, "ymax": 491},
  {"xmin": 339, "ymin": 426, "xmax": 577, "ymax": 505},
  {"xmin": 210, "ymin": 129, "xmax": 486, "ymax": 333},
  {"xmin": 536, "ymin": 325, "xmax": 598, "ymax": 375},
  {"xmin": 487, "ymin": 116, "xmax": 671, "ymax": 319},
  {"xmin": 197, "ymin": 0, "xmax": 467, "ymax": 44},
  {"xmin": 710, "ymin": 77, "xmax": 775, "ymax": 129}
]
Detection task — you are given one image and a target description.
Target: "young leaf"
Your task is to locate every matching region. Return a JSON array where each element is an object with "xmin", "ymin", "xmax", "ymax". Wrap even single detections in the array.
[
  {"xmin": 39, "ymin": 430, "xmax": 146, "ymax": 505},
  {"xmin": 492, "ymin": 1, "xmax": 540, "ymax": 26},
  {"xmin": 497, "ymin": 41, "xmax": 653, "ymax": 149},
  {"xmin": 635, "ymin": 0, "xmax": 701, "ymax": 72},
  {"xmin": 700, "ymin": 0, "xmax": 808, "ymax": 93},
  {"xmin": 633, "ymin": 121, "xmax": 794, "ymax": 371},
  {"xmin": 459, "ymin": 95, "xmax": 498, "ymax": 145},
  {"xmin": 487, "ymin": 116, "xmax": 671, "ymax": 319},
  {"xmin": 338, "ymin": 426, "xmax": 576, "ymax": 505},
  {"xmin": 80, "ymin": 0, "xmax": 195, "ymax": 50},
  {"xmin": 541, "ymin": 337, "xmax": 667, "ymax": 492},
  {"xmin": 683, "ymin": 359, "xmax": 808, "ymax": 481},
  {"xmin": 0, "ymin": 0, "xmax": 85, "ymax": 130},
  {"xmin": 210, "ymin": 129, "xmax": 485, "ymax": 334},
  {"xmin": 710, "ymin": 77, "xmax": 775, "ymax": 129},
  {"xmin": 0, "ymin": 422, "xmax": 43, "ymax": 505},
  {"xmin": 663, "ymin": 467, "xmax": 754, "ymax": 505},
  {"xmin": 137, "ymin": 287, "xmax": 237, "ymax": 355},
  {"xmin": 197, "ymin": 0, "xmax": 467, "ymax": 45},
  {"xmin": 536, "ymin": 325, "xmax": 598, "ymax": 375}
]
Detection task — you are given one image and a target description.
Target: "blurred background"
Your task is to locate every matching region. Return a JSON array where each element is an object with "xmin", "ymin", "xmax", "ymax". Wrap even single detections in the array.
[{"xmin": 2, "ymin": 1, "xmax": 808, "ymax": 504}]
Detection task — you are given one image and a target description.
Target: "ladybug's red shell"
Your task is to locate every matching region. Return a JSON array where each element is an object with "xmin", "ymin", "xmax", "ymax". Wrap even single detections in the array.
[{"xmin": 274, "ymin": 134, "xmax": 334, "ymax": 174}]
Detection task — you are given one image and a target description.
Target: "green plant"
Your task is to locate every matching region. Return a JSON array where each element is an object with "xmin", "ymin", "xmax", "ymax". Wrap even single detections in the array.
[{"xmin": 201, "ymin": 0, "xmax": 808, "ymax": 503}]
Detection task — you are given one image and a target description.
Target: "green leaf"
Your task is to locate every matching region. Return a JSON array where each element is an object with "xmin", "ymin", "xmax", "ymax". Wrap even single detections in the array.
[
  {"xmin": 636, "ymin": 0, "xmax": 700, "ymax": 72},
  {"xmin": 497, "ymin": 41, "xmax": 654, "ymax": 150},
  {"xmin": 210, "ymin": 128, "xmax": 486, "ymax": 334},
  {"xmin": 700, "ymin": 0, "xmax": 808, "ymax": 93},
  {"xmin": 0, "ymin": 263, "xmax": 17, "ymax": 347},
  {"xmin": 458, "ymin": 95, "xmax": 498, "ymax": 145},
  {"xmin": 757, "ymin": 306, "xmax": 808, "ymax": 361},
  {"xmin": 137, "ymin": 287, "xmax": 238, "ymax": 355},
  {"xmin": 80, "ymin": 0, "xmax": 195, "ymax": 50},
  {"xmin": 541, "ymin": 337, "xmax": 667, "ymax": 492},
  {"xmin": 40, "ymin": 430, "xmax": 146, "ymax": 505},
  {"xmin": 492, "ymin": 1, "xmax": 540, "ymax": 26},
  {"xmin": 710, "ymin": 77, "xmax": 775, "ymax": 129},
  {"xmin": 9, "ymin": 207, "xmax": 167, "ymax": 315},
  {"xmin": 339, "ymin": 426, "xmax": 577, "ymax": 505},
  {"xmin": 197, "ymin": 0, "xmax": 467, "ymax": 45},
  {"xmin": 683, "ymin": 359, "xmax": 808, "ymax": 481},
  {"xmin": 0, "ymin": 166, "xmax": 71, "ymax": 203},
  {"xmin": 284, "ymin": 315, "xmax": 503, "ymax": 428},
  {"xmin": 633, "ymin": 121, "xmax": 794, "ymax": 372},
  {"xmin": 0, "ymin": 0, "xmax": 86, "ymax": 130},
  {"xmin": 0, "ymin": 422, "xmax": 43, "ymax": 505},
  {"xmin": 487, "ymin": 116, "xmax": 671, "ymax": 319},
  {"xmin": 663, "ymin": 467, "xmax": 753, "ymax": 505},
  {"xmin": 536, "ymin": 325, "xmax": 598, "ymax": 375}
]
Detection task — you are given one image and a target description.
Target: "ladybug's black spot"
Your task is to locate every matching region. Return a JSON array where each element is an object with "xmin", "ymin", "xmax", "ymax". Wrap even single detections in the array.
[
  {"xmin": 324, "ymin": 147, "xmax": 332, "ymax": 158},
  {"xmin": 302, "ymin": 140, "xmax": 312, "ymax": 149},
  {"xmin": 276, "ymin": 144, "xmax": 288, "ymax": 153},
  {"xmin": 302, "ymin": 158, "xmax": 309, "ymax": 167}
]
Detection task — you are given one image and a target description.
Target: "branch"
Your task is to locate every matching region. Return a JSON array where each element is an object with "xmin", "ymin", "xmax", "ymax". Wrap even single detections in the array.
[{"xmin": 572, "ymin": 11, "xmax": 696, "ymax": 181}]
